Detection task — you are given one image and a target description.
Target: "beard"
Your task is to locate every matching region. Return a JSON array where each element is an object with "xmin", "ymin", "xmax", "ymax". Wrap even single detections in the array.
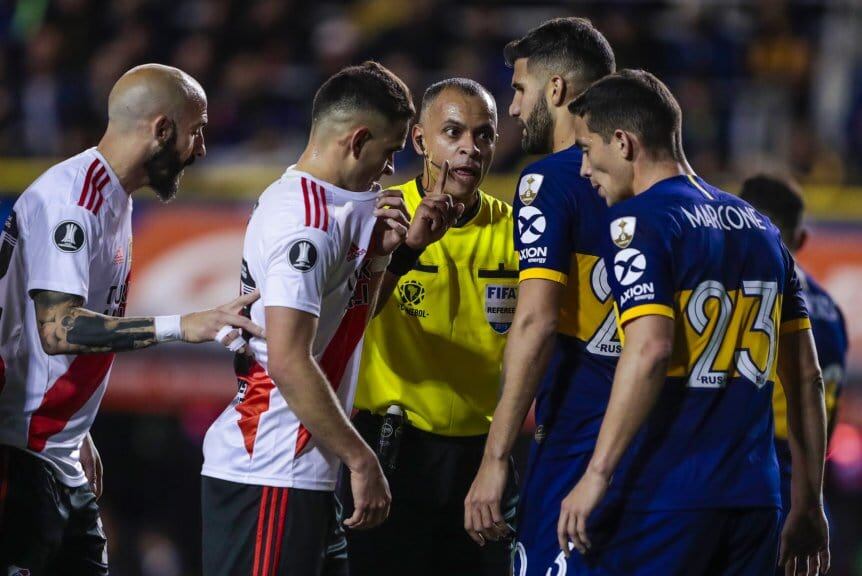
[
  {"xmin": 521, "ymin": 96, "xmax": 553, "ymax": 154},
  {"xmin": 145, "ymin": 130, "xmax": 193, "ymax": 203}
]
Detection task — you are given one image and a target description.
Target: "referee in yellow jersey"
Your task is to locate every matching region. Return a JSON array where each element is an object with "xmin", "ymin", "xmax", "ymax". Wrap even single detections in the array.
[{"xmin": 339, "ymin": 78, "xmax": 519, "ymax": 575}]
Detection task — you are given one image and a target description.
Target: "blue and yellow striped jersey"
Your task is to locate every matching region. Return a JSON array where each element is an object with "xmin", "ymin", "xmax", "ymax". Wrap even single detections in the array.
[
  {"xmin": 602, "ymin": 174, "xmax": 810, "ymax": 510},
  {"xmin": 513, "ymin": 146, "xmax": 620, "ymax": 451}
]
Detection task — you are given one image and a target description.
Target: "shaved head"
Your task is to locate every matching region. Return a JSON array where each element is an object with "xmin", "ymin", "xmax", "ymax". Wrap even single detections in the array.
[
  {"xmin": 108, "ymin": 63, "xmax": 206, "ymax": 129},
  {"xmin": 100, "ymin": 63, "xmax": 208, "ymax": 201}
]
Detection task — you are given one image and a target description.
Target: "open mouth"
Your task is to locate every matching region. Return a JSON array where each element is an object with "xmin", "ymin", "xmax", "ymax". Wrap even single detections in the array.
[{"xmin": 450, "ymin": 166, "xmax": 479, "ymax": 182}]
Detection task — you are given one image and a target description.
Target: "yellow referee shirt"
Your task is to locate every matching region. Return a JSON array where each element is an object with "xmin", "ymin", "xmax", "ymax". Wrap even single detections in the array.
[{"xmin": 355, "ymin": 177, "xmax": 518, "ymax": 437}]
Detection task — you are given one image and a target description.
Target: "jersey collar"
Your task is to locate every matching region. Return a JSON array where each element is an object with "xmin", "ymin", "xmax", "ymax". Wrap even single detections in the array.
[{"xmin": 414, "ymin": 175, "xmax": 482, "ymax": 228}]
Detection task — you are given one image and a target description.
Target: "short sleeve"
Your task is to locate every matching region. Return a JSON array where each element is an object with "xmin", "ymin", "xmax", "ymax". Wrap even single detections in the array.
[
  {"xmin": 513, "ymin": 167, "xmax": 577, "ymax": 285},
  {"xmin": 25, "ymin": 200, "xmax": 96, "ymax": 302},
  {"xmin": 779, "ymin": 248, "xmax": 811, "ymax": 335},
  {"xmin": 603, "ymin": 209, "xmax": 676, "ymax": 327},
  {"xmin": 261, "ymin": 226, "xmax": 337, "ymax": 317}
]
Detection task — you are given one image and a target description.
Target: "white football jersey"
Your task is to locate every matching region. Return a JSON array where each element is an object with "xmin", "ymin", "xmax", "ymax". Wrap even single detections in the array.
[
  {"xmin": 0, "ymin": 148, "xmax": 133, "ymax": 487},
  {"xmin": 201, "ymin": 166, "xmax": 378, "ymax": 490}
]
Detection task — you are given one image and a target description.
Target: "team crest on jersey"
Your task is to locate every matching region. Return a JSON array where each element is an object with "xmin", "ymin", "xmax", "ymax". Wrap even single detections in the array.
[
  {"xmin": 484, "ymin": 284, "xmax": 517, "ymax": 334},
  {"xmin": 518, "ymin": 173, "xmax": 544, "ymax": 206},
  {"xmin": 287, "ymin": 239, "xmax": 318, "ymax": 272},
  {"xmin": 610, "ymin": 217, "xmax": 636, "ymax": 248},
  {"xmin": 398, "ymin": 280, "xmax": 428, "ymax": 317},
  {"xmin": 53, "ymin": 220, "xmax": 85, "ymax": 253}
]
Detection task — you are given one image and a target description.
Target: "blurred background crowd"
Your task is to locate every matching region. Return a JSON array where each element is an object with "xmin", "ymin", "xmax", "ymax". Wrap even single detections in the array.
[
  {"xmin": 1, "ymin": 0, "xmax": 862, "ymax": 183},
  {"xmin": 1, "ymin": 0, "xmax": 862, "ymax": 575}
]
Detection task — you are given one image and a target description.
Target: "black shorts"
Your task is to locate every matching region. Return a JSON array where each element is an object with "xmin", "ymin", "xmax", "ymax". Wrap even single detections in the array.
[
  {"xmin": 0, "ymin": 445, "xmax": 108, "ymax": 576},
  {"xmin": 201, "ymin": 475, "xmax": 348, "ymax": 576},
  {"xmin": 339, "ymin": 411, "xmax": 519, "ymax": 576}
]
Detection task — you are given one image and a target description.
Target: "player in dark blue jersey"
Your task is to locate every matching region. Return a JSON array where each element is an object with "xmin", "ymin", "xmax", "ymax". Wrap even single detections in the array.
[
  {"xmin": 740, "ymin": 174, "xmax": 848, "ymax": 575},
  {"xmin": 564, "ymin": 70, "xmax": 830, "ymax": 576},
  {"xmin": 463, "ymin": 18, "xmax": 620, "ymax": 576}
]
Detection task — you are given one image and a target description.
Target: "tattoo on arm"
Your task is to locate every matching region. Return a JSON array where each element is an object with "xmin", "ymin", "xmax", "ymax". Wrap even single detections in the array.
[{"xmin": 32, "ymin": 290, "xmax": 157, "ymax": 354}]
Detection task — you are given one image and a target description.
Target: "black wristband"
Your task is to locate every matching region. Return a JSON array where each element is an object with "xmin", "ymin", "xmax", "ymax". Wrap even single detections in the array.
[{"xmin": 387, "ymin": 243, "xmax": 425, "ymax": 276}]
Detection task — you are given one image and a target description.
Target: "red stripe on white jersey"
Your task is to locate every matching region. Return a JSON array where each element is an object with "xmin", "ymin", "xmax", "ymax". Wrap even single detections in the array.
[
  {"xmin": 86, "ymin": 166, "xmax": 106, "ymax": 209},
  {"xmin": 27, "ymin": 353, "xmax": 115, "ymax": 452},
  {"xmin": 300, "ymin": 178, "xmax": 329, "ymax": 231},
  {"xmin": 301, "ymin": 178, "xmax": 312, "ymax": 226},
  {"xmin": 311, "ymin": 181, "xmax": 321, "ymax": 229},
  {"xmin": 87, "ymin": 168, "xmax": 110, "ymax": 214},
  {"xmin": 234, "ymin": 360, "xmax": 276, "ymax": 457},
  {"xmin": 319, "ymin": 185, "xmax": 329, "ymax": 232},
  {"xmin": 294, "ymin": 272, "xmax": 372, "ymax": 457},
  {"xmin": 78, "ymin": 159, "xmax": 100, "ymax": 207},
  {"xmin": 92, "ymin": 193, "xmax": 105, "ymax": 215}
]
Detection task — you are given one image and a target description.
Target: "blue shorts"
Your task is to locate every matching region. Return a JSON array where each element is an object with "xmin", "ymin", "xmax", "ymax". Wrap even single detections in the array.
[
  {"xmin": 513, "ymin": 439, "xmax": 594, "ymax": 576},
  {"xmin": 515, "ymin": 437, "xmax": 780, "ymax": 576},
  {"xmin": 570, "ymin": 507, "xmax": 781, "ymax": 576}
]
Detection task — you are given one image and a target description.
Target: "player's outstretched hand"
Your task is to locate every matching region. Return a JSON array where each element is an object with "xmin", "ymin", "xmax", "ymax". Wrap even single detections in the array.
[
  {"xmin": 344, "ymin": 450, "xmax": 391, "ymax": 530},
  {"xmin": 405, "ymin": 162, "xmax": 465, "ymax": 251},
  {"xmin": 779, "ymin": 505, "xmax": 830, "ymax": 576},
  {"xmin": 181, "ymin": 290, "xmax": 265, "ymax": 344},
  {"xmin": 80, "ymin": 432, "xmax": 103, "ymax": 499},
  {"xmin": 557, "ymin": 467, "xmax": 608, "ymax": 557},
  {"xmin": 464, "ymin": 456, "xmax": 512, "ymax": 546},
  {"xmin": 371, "ymin": 188, "xmax": 410, "ymax": 256}
]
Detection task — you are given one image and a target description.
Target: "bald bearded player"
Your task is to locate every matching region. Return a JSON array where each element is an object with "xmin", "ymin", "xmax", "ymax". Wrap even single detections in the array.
[{"xmin": 0, "ymin": 64, "xmax": 263, "ymax": 575}]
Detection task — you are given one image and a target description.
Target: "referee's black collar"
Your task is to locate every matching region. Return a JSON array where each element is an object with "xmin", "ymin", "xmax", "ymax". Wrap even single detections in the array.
[{"xmin": 414, "ymin": 175, "xmax": 481, "ymax": 228}]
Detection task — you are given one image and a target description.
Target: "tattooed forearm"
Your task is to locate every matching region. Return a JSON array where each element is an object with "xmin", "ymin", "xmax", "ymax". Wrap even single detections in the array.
[
  {"xmin": 64, "ymin": 316, "xmax": 155, "ymax": 350},
  {"xmin": 31, "ymin": 289, "xmax": 157, "ymax": 354}
]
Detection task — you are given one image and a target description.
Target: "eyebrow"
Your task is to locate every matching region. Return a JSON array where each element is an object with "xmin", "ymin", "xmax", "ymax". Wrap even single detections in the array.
[{"xmin": 441, "ymin": 119, "xmax": 466, "ymax": 129}]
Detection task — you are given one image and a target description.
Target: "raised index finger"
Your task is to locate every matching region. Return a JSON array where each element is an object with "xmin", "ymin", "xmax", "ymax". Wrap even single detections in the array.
[{"xmin": 432, "ymin": 160, "xmax": 450, "ymax": 196}]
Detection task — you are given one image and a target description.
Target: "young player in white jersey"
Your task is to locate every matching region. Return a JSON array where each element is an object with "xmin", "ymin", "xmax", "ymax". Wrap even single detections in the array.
[
  {"xmin": 0, "ymin": 64, "xmax": 263, "ymax": 576},
  {"xmin": 200, "ymin": 61, "xmax": 462, "ymax": 576}
]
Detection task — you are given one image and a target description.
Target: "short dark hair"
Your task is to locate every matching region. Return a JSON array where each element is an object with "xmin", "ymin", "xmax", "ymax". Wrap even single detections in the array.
[
  {"xmin": 311, "ymin": 61, "xmax": 415, "ymax": 125},
  {"xmin": 739, "ymin": 174, "xmax": 805, "ymax": 234},
  {"xmin": 569, "ymin": 69, "xmax": 681, "ymax": 158},
  {"xmin": 504, "ymin": 17, "xmax": 615, "ymax": 85},
  {"xmin": 419, "ymin": 78, "xmax": 496, "ymax": 121}
]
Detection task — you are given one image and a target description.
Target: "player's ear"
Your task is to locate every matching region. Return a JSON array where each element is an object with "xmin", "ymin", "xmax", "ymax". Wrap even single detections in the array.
[
  {"xmin": 350, "ymin": 127, "xmax": 372, "ymax": 159},
  {"xmin": 152, "ymin": 115, "xmax": 175, "ymax": 145},
  {"xmin": 411, "ymin": 123, "xmax": 425, "ymax": 156},
  {"xmin": 796, "ymin": 227, "xmax": 809, "ymax": 252},
  {"xmin": 548, "ymin": 75, "xmax": 566, "ymax": 108},
  {"xmin": 615, "ymin": 129, "xmax": 634, "ymax": 161}
]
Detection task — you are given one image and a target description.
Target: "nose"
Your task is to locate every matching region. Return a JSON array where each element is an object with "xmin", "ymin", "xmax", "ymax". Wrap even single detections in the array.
[
  {"xmin": 580, "ymin": 155, "xmax": 591, "ymax": 179},
  {"xmin": 509, "ymin": 94, "xmax": 520, "ymax": 118},
  {"xmin": 460, "ymin": 133, "xmax": 480, "ymax": 159},
  {"xmin": 195, "ymin": 133, "xmax": 207, "ymax": 159}
]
